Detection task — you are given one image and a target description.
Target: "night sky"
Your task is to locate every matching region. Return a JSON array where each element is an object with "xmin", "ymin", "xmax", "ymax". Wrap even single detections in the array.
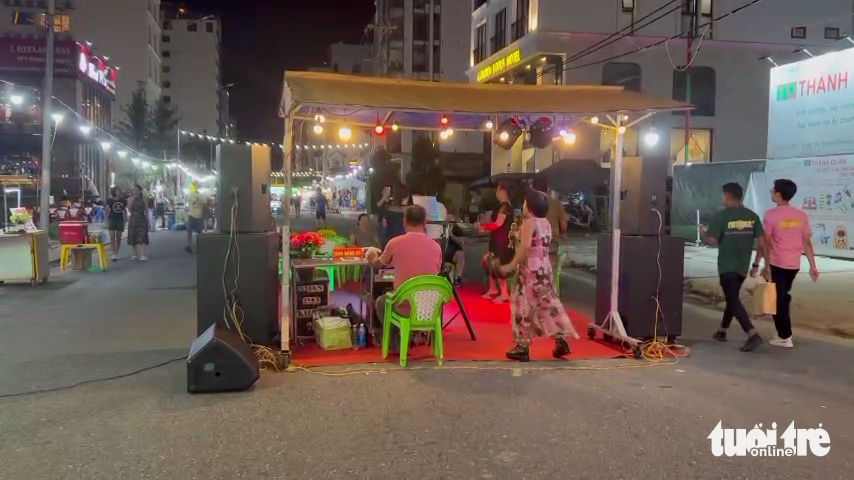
[{"xmin": 182, "ymin": 0, "xmax": 375, "ymax": 140}]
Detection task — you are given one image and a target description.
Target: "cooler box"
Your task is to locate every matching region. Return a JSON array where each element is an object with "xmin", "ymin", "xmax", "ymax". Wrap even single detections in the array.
[
  {"xmin": 59, "ymin": 221, "xmax": 89, "ymax": 244},
  {"xmin": 313, "ymin": 316, "xmax": 352, "ymax": 350}
]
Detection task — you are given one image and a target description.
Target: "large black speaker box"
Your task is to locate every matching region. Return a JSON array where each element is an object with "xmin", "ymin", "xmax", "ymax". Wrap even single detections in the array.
[
  {"xmin": 216, "ymin": 143, "xmax": 272, "ymax": 233},
  {"xmin": 197, "ymin": 231, "xmax": 280, "ymax": 347},
  {"xmin": 187, "ymin": 324, "xmax": 260, "ymax": 393},
  {"xmin": 594, "ymin": 234, "xmax": 684, "ymax": 339},
  {"xmin": 618, "ymin": 156, "xmax": 669, "ymax": 236}
]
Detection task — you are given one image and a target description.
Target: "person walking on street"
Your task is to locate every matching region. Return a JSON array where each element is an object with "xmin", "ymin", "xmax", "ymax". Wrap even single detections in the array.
[
  {"xmin": 700, "ymin": 182, "xmax": 769, "ymax": 352},
  {"xmin": 106, "ymin": 187, "xmax": 127, "ymax": 261},
  {"xmin": 127, "ymin": 184, "xmax": 150, "ymax": 261},
  {"xmin": 185, "ymin": 186, "xmax": 206, "ymax": 253},
  {"xmin": 751, "ymin": 179, "xmax": 819, "ymax": 348},
  {"xmin": 314, "ymin": 188, "xmax": 328, "ymax": 229}
]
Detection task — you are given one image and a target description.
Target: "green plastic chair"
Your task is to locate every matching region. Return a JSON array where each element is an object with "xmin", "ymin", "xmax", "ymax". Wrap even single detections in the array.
[
  {"xmin": 381, "ymin": 275, "xmax": 453, "ymax": 367},
  {"xmin": 553, "ymin": 246, "xmax": 568, "ymax": 294},
  {"xmin": 314, "ymin": 236, "xmax": 349, "ymax": 291}
]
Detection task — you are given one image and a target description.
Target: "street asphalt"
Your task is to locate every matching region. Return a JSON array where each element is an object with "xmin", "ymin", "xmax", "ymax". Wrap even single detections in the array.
[{"xmin": 0, "ymin": 214, "xmax": 852, "ymax": 479}]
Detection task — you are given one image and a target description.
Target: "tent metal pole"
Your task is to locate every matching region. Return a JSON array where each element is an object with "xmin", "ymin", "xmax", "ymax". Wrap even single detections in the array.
[{"xmin": 280, "ymin": 109, "xmax": 295, "ymax": 355}]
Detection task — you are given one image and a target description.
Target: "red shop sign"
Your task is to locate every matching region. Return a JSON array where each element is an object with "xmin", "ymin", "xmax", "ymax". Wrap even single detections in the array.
[{"xmin": 0, "ymin": 36, "xmax": 75, "ymax": 74}]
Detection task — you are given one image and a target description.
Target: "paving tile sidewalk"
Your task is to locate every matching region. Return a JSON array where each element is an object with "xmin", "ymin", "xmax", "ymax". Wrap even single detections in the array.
[{"xmin": 565, "ymin": 236, "xmax": 854, "ymax": 338}]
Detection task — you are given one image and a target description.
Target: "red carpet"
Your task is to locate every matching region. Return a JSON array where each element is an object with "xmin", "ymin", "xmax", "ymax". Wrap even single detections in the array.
[{"xmin": 292, "ymin": 284, "xmax": 625, "ymax": 366}]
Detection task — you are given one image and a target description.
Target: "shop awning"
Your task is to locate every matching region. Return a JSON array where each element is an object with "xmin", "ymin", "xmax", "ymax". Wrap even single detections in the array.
[{"xmin": 280, "ymin": 71, "xmax": 692, "ymax": 131}]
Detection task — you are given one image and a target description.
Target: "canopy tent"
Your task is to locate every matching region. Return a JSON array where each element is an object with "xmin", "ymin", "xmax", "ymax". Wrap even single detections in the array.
[
  {"xmin": 278, "ymin": 71, "xmax": 693, "ymax": 354},
  {"xmin": 280, "ymin": 71, "xmax": 691, "ymax": 131},
  {"xmin": 539, "ymin": 159, "xmax": 609, "ymax": 195}
]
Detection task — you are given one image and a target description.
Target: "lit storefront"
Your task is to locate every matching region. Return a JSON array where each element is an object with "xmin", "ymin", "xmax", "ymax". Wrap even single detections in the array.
[{"xmin": 0, "ymin": 35, "xmax": 116, "ymax": 203}]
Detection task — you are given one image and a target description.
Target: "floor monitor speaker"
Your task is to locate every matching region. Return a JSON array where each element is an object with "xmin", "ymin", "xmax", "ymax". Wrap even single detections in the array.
[
  {"xmin": 187, "ymin": 324, "xmax": 260, "ymax": 394},
  {"xmin": 619, "ymin": 156, "xmax": 669, "ymax": 236},
  {"xmin": 594, "ymin": 234, "xmax": 684, "ymax": 340},
  {"xmin": 216, "ymin": 143, "xmax": 272, "ymax": 233}
]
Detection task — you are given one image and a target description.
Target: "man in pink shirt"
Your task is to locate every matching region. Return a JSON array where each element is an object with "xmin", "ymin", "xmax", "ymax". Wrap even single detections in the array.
[
  {"xmin": 366, "ymin": 204, "xmax": 443, "ymax": 323},
  {"xmin": 752, "ymin": 179, "xmax": 819, "ymax": 348}
]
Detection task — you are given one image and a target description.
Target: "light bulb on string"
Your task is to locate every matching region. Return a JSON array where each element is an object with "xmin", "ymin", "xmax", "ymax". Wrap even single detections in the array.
[
  {"xmin": 374, "ymin": 123, "xmax": 385, "ymax": 135},
  {"xmin": 562, "ymin": 130, "xmax": 576, "ymax": 145},
  {"xmin": 485, "ymin": 119, "xmax": 494, "ymax": 130},
  {"xmin": 440, "ymin": 114, "xmax": 449, "ymax": 127},
  {"xmin": 391, "ymin": 120, "xmax": 399, "ymax": 132},
  {"xmin": 499, "ymin": 131, "xmax": 510, "ymax": 141},
  {"xmin": 338, "ymin": 126, "xmax": 352, "ymax": 140},
  {"xmin": 313, "ymin": 123, "xmax": 323, "ymax": 134},
  {"xmin": 51, "ymin": 113, "xmax": 64, "ymax": 125},
  {"xmin": 590, "ymin": 116, "xmax": 599, "ymax": 124},
  {"xmin": 100, "ymin": 141, "xmax": 112, "ymax": 151},
  {"xmin": 644, "ymin": 128, "xmax": 660, "ymax": 146},
  {"xmin": 10, "ymin": 94, "xmax": 24, "ymax": 105},
  {"xmin": 79, "ymin": 125, "xmax": 92, "ymax": 135},
  {"xmin": 617, "ymin": 126, "xmax": 626, "ymax": 134}
]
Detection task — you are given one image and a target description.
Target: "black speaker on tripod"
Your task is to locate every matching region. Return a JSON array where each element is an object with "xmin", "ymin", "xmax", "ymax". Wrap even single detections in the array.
[{"xmin": 187, "ymin": 324, "xmax": 260, "ymax": 393}]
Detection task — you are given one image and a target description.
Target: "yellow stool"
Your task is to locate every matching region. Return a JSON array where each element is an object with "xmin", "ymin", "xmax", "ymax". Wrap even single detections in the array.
[{"xmin": 60, "ymin": 243, "xmax": 107, "ymax": 271}]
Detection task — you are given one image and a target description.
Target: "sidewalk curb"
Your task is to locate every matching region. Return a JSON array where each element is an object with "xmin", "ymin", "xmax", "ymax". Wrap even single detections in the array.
[{"xmin": 565, "ymin": 261, "xmax": 853, "ymax": 340}]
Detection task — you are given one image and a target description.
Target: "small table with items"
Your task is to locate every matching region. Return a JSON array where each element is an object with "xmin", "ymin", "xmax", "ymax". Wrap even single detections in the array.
[{"xmin": 289, "ymin": 256, "xmax": 372, "ymax": 347}]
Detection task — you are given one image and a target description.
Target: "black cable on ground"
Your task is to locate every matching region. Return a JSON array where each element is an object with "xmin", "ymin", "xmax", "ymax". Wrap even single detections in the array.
[{"xmin": 0, "ymin": 357, "xmax": 186, "ymax": 399}]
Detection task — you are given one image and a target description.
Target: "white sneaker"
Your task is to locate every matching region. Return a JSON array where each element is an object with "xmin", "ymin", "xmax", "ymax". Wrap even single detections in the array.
[
  {"xmin": 139, "ymin": 256, "xmax": 148, "ymax": 262},
  {"xmin": 769, "ymin": 336, "xmax": 794, "ymax": 348},
  {"xmin": 131, "ymin": 256, "xmax": 138, "ymax": 260},
  {"xmin": 110, "ymin": 255, "xmax": 117, "ymax": 261}
]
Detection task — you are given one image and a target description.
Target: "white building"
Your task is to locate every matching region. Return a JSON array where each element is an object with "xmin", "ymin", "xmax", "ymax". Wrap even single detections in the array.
[
  {"xmin": 0, "ymin": 0, "xmax": 162, "ymax": 123},
  {"xmin": 467, "ymin": 0, "xmax": 851, "ymax": 168},
  {"xmin": 373, "ymin": 0, "xmax": 482, "ymax": 158},
  {"xmin": 160, "ymin": 14, "xmax": 224, "ymax": 136}
]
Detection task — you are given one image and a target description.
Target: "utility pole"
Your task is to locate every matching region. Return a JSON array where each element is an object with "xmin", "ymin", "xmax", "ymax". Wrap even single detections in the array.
[
  {"xmin": 683, "ymin": 0, "xmax": 699, "ymax": 165},
  {"xmin": 38, "ymin": 0, "xmax": 55, "ymax": 230}
]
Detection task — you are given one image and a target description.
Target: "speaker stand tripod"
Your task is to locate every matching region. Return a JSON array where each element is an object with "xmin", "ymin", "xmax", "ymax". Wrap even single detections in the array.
[{"xmin": 441, "ymin": 266, "xmax": 476, "ymax": 341}]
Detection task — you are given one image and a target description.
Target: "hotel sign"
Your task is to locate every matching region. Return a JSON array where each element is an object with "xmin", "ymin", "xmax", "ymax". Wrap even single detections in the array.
[
  {"xmin": 78, "ymin": 44, "xmax": 116, "ymax": 96},
  {"xmin": 476, "ymin": 48, "xmax": 522, "ymax": 82}
]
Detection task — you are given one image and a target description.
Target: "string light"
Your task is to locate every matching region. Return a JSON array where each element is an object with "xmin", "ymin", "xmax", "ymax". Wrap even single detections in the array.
[{"xmin": 391, "ymin": 120, "xmax": 399, "ymax": 132}]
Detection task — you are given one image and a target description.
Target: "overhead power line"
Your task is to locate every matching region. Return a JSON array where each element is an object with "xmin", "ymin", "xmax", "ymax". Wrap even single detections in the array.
[
  {"xmin": 561, "ymin": 0, "xmax": 684, "ymax": 67},
  {"xmin": 561, "ymin": 0, "xmax": 766, "ymax": 72}
]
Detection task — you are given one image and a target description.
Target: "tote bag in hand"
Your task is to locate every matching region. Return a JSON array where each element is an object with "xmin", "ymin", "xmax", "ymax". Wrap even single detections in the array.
[{"xmin": 752, "ymin": 281, "xmax": 777, "ymax": 316}]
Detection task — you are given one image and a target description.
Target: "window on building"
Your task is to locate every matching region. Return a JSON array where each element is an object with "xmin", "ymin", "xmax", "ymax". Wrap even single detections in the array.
[
  {"xmin": 682, "ymin": 0, "xmax": 711, "ymax": 15},
  {"xmin": 622, "ymin": 0, "xmax": 634, "ymax": 12},
  {"xmin": 433, "ymin": 13, "xmax": 441, "ymax": 41},
  {"xmin": 433, "ymin": 44, "xmax": 441, "ymax": 75},
  {"xmin": 700, "ymin": 0, "xmax": 712, "ymax": 16},
  {"xmin": 492, "ymin": 8, "xmax": 507, "ymax": 53},
  {"xmin": 672, "ymin": 66, "xmax": 716, "ymax": 116},
  {"xmin": 162, "ymin": 65, "xmax": 171, "ymax": 73},
  {"xmin": 36, "ymin": 13, "xmax": 70, "ymax": 32},
  {"xmin": 163, "ymin": 95, "xmax": 172, "ymax": 103},
  {"xmin": 670, "ymin": 128, "xmax": 712, "ymax": 164},
  {"xmin": 163, "ymin": 20, "xmax": 172, "ymax": 30},
  {"xmin": 352, "ymin": 64, "xmax": 362, "ymax": 74},
  {"xmin": 473, "ymin": 0, "xmax": 487, "ymax": 10},
  {"xmin": 413, "ymin": 44, "xmax": 429, "ymax": 73},
  {"xmin": 11, "ymin": 11, "xmax": 36, "ymax": 26},
  {"xmin": 600, "ymin": 128, "xmax": 639, "ymax": 166},
  {"xmin": 413, "ymin": 12, "xmax": 429, "ymax": 41},
  {"xmin": 206, "ymin": 22, "xmax": 214, "ymax": 33},
  {"xmin": 512, "ymin": 0, "xmax": 529, "ymax": 41},
  {"xmin": 162, "ymin": 35, "xmax": 170, "ymax": 43},
  {"xmin": 474, "ymin": 23, "xmax": 488, "ymax": 63},
  {"xmin": 162, "ymin": 50, "xmax": 171, "ymax": 58},
  {"xmin": 791, "ymin": 26, "xmax": 806, "ymax": 39},
  {"xmin": 188, "ymin": 22, "xmax": 197, "ymax": 32},
  {"xmin": 825, "ymin": 27, "xmax": 841, "ymax": 40},
  {"xmin": 163, "ymin": 81, "xmax": 171, "ymax": 88},
  {"xmin": 602, "ymin": 62, "xmax": 642, "ymax": 92}
]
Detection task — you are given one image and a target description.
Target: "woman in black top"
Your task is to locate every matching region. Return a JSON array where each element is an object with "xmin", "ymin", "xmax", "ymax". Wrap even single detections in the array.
[
  {"xmin": 127, "ymin": 185, "xmax": 150, "ymax": 261},
  {"xmin": 484, "ymin": 181, "xmax": 514, "ymax": 302},
  {"xmin": 106, "ymin": 187, "xmax": 128, "ymax": 261}
]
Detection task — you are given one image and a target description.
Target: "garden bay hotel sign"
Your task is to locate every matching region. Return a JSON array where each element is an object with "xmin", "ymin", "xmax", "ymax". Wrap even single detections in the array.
[
  {"xmin": 477, "ymin": 48, "xmax": 522, "ymax": 82},
  {"xmin": 767, "ymin": 48, "xmax": 854, "ymax": 158}
]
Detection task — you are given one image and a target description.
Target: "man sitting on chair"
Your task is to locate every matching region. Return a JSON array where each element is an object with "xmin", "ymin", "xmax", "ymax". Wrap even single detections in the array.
[{"xmin": 366, "ymin": 204, "xmax": 442, "ymax": 329}]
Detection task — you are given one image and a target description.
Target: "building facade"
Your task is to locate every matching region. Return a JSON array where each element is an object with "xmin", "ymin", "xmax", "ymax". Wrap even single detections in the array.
[
  {"xmin": 0, "ymin": 0, "xmax": 162, "ymax": 124},
  {"xmin": 373, "ymin": 0, "xmax": 483, "ymax": 159},
  {"xmin": 0, "ymin": 34, "xmax": 115, "ymax": 200},
  {"xmin": 467, "ymin": 0, "xmax": 852, "ymax": 168},
  {"xmin": 160, "ymin": 14, "xmax": 224, "ymax": 137}
]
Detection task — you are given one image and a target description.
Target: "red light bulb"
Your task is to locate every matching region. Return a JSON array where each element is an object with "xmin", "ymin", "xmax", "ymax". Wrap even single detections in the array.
[
  {"xmin": 440, "ymin": 114, "xmax": 449, "ymax": 126},
  {"xmin": 374, "ymin": 124, "xmax": 385, "ymax": 135}
]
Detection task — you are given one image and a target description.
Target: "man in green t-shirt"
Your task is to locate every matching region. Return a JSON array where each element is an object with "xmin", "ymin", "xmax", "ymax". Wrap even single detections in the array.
[{"xmin": 700, "ymin": 182, "xmax": 770, "ymax": 352}]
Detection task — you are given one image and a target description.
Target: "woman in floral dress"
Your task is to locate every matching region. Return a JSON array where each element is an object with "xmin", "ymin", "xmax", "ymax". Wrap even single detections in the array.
[{"xmin": 498, "ymin": 189, "xmax": 579, "ymax": 362}]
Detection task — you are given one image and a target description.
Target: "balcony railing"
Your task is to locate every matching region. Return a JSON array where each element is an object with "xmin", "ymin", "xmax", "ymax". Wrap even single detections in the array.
[{"xmin": 511, "ymin": 17, "xmax": 529, "ymax": 42}]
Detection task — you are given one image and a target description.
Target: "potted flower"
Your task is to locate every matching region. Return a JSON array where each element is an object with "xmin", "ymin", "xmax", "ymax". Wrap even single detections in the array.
[
  {"xmin": 9, "ymin": 208, "xmax": 32, "ymax": 233},
  {"xmin": 289, "ymin": 231, "xmax": 325, "ymax": 258}
]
